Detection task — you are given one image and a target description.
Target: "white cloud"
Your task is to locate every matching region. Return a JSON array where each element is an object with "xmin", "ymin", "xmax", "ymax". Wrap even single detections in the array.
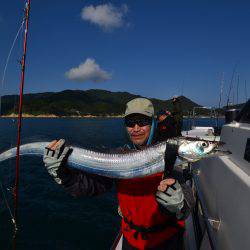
[
  {"xmin": 65, "ymin": 58, "xmax": 112, "ymax": 83},
  {"xmin": 81, "ymin": 3, "xmax": 128, "ymax": 31}
]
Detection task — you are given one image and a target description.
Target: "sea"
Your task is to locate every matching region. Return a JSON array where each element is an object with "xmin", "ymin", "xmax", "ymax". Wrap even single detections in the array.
[{"xmin": 0, "ymin": 117, "xmax": 224, "ymax": 250}]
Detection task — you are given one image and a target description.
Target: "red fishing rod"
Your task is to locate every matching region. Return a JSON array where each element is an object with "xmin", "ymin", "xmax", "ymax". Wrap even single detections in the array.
[{"xmin": 13, "ymin": 0, "xmax": 31, "ymax": 233}]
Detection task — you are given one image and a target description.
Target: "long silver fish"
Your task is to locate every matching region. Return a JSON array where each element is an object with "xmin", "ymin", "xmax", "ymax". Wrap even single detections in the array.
[{"xmin": 0, "ymin": 139, "xmax": 219, "ymax": 179}]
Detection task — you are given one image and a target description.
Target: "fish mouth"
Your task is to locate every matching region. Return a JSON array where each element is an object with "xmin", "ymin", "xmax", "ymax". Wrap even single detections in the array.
[{"xmin": 213, "ymin": 149, "xmax": 232, "ymax": 155}]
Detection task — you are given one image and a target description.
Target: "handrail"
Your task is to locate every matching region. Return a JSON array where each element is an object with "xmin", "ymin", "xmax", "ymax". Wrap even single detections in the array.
[
  {"xmin": 192, "ymin": 173, "xmax": 217, "ymax": 250},
  {"xmin": 191, "ymin": 106, "xmax": 218, "ymax": 129}
]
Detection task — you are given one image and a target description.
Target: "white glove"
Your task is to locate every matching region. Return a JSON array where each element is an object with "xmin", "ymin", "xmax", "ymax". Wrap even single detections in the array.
[
  {"xmin": 43, "ymin": 139, "xmax": 71, "ymax": 184},
  {"xmin": 156, "ymin": 180, "xmax": 184, "ymax": 214}
]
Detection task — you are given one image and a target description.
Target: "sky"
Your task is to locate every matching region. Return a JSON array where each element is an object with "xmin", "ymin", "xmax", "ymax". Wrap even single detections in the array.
[{"xmin": 0, "ymin": 0, "xmax": 249, "ymax": 106}]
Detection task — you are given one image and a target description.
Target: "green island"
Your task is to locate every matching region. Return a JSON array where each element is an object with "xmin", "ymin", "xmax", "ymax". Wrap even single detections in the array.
[{"xmin": 0, "ymin": 89, "xmax": 244, "ymax": 118}]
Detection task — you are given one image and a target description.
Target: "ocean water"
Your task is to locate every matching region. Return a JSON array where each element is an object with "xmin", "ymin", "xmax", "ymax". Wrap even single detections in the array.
[{"xmin": 0, "ymin": 118, "xmax": 224, "ymax": 250}]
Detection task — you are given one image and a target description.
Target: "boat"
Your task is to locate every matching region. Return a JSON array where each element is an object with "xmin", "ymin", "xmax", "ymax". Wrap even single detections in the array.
[
  {"xmin": 182, "ymin": 106, "xmax": 221, "ymax": 141},
  {"xmin": 185, "ymin": 100, "xmax": 250, "ymax": 249}
]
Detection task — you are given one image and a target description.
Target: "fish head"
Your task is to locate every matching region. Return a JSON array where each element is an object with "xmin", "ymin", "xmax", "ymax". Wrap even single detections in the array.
[{"xmin": 178, "ymin": 140, "xmax": 218, "ymax": 162}]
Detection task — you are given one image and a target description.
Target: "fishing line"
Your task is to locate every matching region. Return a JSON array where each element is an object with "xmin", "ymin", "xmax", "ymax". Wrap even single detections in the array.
[
  {"xmin": 0, "ymin": 18, "xmax": 26, "ymax": 227},
  {"xmin": 0, "ymin": 182, "xmax": 14, "ymax": 250},
  {"xmin": 0, "ymin": 19, "xmax": 25, "ymax": 116},
  {"xmin": 0, "ymin": 181, "xmax": 16, "ymax": 228},
  {"xmin": 0, "ymin": 8, "xmax": 25, "ymax": 241},
  {"xmin": 0, "ymin": 2, "xmax": 30, "ymax": 249}
]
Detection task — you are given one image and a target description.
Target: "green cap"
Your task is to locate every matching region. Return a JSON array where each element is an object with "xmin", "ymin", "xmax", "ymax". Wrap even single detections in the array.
[{"xmin": 124, "ymin": 98, "xmax": 154, "ymax": 117}]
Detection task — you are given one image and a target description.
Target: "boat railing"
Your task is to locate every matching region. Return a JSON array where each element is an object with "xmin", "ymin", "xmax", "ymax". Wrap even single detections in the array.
[
  {"xmin": 190, "ymin": 172, "xmax": 218, "ymax": 250},
  {"xmin": 191, "ymin": 106, "xmax": 218, "ymax": 129}
]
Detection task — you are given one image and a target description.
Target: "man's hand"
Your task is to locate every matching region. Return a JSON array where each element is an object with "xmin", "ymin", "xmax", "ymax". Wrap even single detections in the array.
[
  {"xmin": 156, "ymin": 178, "xmax": 184, "ymax": 215},
  {"xmin": 43, "ymin": 139, "xmax": 71, "ymax": 184}
]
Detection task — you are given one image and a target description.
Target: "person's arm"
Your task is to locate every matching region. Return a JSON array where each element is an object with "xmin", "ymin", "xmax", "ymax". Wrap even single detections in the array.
[
  {"xmin": 57, "ymin": 165, "xmax": 113, "ymax": 197},
  {"xmin": 156, "ymin": 144, "xmax": 195, "ymax": 219},
  {"xmin": 43, "ymin": 139, "xmax": 113, "ymax": 197},
  {"xmin": 156, "ymin": 168, "xmax": 195, "ymax": 220},
  {"xmin": 177, "ymin": 181, "xmax": 194, "ymax": 219},
  {"xmin": 173, "ymin": 168, "xmax": 195, "ymax": 219}
]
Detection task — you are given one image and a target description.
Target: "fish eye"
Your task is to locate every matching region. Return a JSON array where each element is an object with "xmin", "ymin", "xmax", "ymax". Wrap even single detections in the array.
[{"xmin": 201, "ymin": 142, "xmax": 208, "ymax": 147}]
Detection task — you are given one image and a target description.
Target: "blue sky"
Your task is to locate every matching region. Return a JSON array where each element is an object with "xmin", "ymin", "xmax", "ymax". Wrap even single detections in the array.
[{"xmin": 0, "ymin": 0, "xmax": 249, "ymax": 106}]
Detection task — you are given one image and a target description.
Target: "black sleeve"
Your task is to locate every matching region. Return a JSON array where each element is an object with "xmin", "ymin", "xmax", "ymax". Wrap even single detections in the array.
[
  {"xmin": 57, "ymin": 165, "xmax": 113, "ymax": 197},
  {"xmin": 161, "ymin": 144, "xmax": 195, "ymax": 219},
  {"xmin": 172, "ymin": 167, "xmax": 195, "ymax": 220},
  {"xmin": 178, "ymin": 183, "xmax": 195, "ymax": 219},
  {"xmin": 164, "ymin": 143, "xmax": 179, "ymax": 178}
]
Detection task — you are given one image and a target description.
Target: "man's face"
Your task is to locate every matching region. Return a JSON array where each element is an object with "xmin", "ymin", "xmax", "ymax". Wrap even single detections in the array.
[{"xmin": 125, "ymin": 114, "xmax": 152, "ymax": 146}]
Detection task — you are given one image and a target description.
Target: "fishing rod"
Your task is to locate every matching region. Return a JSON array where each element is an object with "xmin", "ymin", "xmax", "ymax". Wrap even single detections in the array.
[
  {"xmin": 245, "ymin": 80, "xmax": 248, "ymax": 102},
  {"xmin": 219, "ymin": 73, "xmax": 224, "ymax": 107},
  {"xmin": 226, "ymin": 64, "xmax": 237, "ymax": 108},
  {"xmin": 236, "ymin": 74, "xmax": 239, "ymax": 105},
  {"xmin": 215, "ymin": 72, "xmax": 224, "ymax": 133},
  {"xmin": 13, "ymin": 0, "xmax": 31, "ymax": 234}
]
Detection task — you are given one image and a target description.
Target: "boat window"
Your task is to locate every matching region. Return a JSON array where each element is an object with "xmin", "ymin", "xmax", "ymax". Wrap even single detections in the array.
[
  {"xmin": 235, "ymin": 100, "xmax": 250, "ymax": 124},
  {"xmin": 244, "ymin": 139, "xmax": 250, "ymax": 162}
]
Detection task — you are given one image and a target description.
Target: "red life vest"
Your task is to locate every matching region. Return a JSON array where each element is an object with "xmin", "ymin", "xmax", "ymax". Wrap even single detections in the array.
[{"xmin": 116, "ymin": 172, "xmax": 185, "ymax": 249}]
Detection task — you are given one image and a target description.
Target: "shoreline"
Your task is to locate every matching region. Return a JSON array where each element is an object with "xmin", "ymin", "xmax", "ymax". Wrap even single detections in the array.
[
  {"xmin": 0, "ymin": 113, "xmax": 225, "ymax": 119},
  {"xmin": 0, "ymin": 113, "xmax": 124, "ymax": 118}
]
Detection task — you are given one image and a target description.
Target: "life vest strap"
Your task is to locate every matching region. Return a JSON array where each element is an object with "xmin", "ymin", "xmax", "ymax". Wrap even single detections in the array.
[{"xmin": 123, "ymin": 216, "xmax": 181, "ymax": 240}]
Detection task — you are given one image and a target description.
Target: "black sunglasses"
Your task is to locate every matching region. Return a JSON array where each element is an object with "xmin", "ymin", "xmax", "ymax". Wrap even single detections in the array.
[{"xmin": 124, "ymin": 117, "xmax": 152, "ymax": 127}]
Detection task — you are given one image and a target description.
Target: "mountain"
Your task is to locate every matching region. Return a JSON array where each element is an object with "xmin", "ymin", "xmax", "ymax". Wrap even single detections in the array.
[{"xmin": 0, "ymin": 89, "xmax": 200, "ymax": 116}]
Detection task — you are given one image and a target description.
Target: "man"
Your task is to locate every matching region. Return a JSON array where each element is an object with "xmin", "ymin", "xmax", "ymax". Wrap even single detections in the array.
[
  {"xmin": 172, "ymin": 96, "xmax": 183, "ymax": 136},
  {"xmin": 43, "ymin": 98, "xmax": 194, "ymax": 249},
  {"xmin": 156, "ymin": 110, "xmax": 177, "ymax": 142}
]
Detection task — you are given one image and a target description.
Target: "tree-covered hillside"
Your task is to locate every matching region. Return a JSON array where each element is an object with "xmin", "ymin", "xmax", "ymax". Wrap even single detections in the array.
[{"xmin": 1, "ymin": 89, "xmax": 200, "ymax": 116}]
